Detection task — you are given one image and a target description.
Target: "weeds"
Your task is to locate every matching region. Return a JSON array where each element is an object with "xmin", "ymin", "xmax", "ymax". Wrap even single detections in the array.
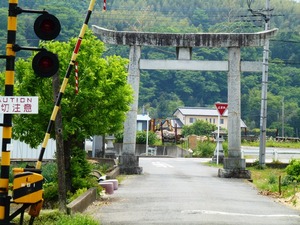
[
  {"xmin": 192, "ymin": 141, "xmax": 215, "ymax": 158},
  {"xmin": 12, "ymin": 210, "xmax": 98, "ymax": 225},
  {"xmin": 249, "ymin": 163, "xmax": 300, "ymax": 200}
]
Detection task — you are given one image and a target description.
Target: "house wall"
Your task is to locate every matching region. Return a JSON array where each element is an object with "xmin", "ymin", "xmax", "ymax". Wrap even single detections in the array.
[
  {"xmin": 174, "ymin": 111, "xmax": 185, "ymax": 124},
  {"xmin": 174, "ymin": 112, "xmax": 228, "ymax": 129}
]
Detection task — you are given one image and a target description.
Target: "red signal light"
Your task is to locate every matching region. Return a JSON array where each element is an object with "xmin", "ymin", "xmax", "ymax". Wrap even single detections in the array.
[
  {"xmin": 34, "ymin": 13, "xmax": 61, "ymax": 40},
  {"xmin": 32, "ymin": 51, "xmax": 59, "ymax": 78}
]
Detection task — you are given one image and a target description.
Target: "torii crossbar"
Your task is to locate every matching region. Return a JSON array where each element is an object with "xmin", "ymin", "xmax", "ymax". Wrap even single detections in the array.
[{"xmin": 92, "ymin": 25, "xmax": 278, "ymax": 178}]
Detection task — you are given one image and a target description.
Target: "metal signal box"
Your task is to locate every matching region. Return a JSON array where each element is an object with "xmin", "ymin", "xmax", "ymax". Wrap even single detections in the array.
[{"xmin": 12, "ymin": 172, "xmax": 43, "ymax": 204}]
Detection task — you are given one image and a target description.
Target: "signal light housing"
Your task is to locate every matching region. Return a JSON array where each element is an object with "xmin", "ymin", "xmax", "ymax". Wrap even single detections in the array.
[
  {"xmin": 32, "ymin": 51, "xmax": 59, "ymax": 78},
  {"xmin": 34, "ymin": 13, "xmax": 61, "ymax": 40}
]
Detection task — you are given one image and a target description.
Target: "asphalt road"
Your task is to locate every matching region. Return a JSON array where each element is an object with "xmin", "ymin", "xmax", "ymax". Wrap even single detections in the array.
[{"xmin": 86, "ymin": 158, "xmax": 300, "ymax": 225}]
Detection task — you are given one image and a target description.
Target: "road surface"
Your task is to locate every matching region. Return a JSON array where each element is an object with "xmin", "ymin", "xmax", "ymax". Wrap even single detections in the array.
[{"xmin": 86, "ymin": 158, "xmax": 300, "ymax": 225}]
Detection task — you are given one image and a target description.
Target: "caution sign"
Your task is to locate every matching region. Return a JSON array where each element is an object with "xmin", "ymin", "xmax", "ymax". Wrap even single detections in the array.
[{"xmin": 0, "ymin": 96, "xmax": 38, "ymax": 114}]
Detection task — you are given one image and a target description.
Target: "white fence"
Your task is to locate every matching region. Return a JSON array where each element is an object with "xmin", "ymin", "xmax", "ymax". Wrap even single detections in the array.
[
  {"xmin": 0, "ymin": 131, "xmax": 55, "ymax": 160},
  {"xmin": 241, "ymin": 146, "xmax": 300, "ymax": 162},
  {"xmin": 0, "ymin": 114, "xmax": 55, "ymax": 160},
  {"xmin": 9, "ymin": 139, "xmax": 56, "ymax": 160},
  {"xmin": 0, "ymin": 138, "xmax": 56, "ymax": 160}
]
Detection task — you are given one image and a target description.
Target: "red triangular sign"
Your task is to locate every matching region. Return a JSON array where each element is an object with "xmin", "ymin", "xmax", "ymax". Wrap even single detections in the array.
[{"xmin": 215, "ymin": 103, "xmax": 228, "ymax": 116}]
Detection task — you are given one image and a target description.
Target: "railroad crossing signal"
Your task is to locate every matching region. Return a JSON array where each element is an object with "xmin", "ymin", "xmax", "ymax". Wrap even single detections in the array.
[
  {"xmin": 32, "ymin": 13, "xmax": 61, "ymax": 77},
  {"xmin": 32, "ymin": 50, "xmax": 59, "ymax": 78},
  {"xmin": 0, "ymin": 2, "xmax": 61, "ymax": 224},
  {"xmin": 34, "ymin": 13, "xmax": 61, "ymax": 40}
]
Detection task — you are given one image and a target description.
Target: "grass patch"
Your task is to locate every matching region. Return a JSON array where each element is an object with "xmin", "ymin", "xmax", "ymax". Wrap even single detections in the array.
[
  {"xmin": 12, "ymin": 210, "xmax": 99, "ymax": 225},
  {"xmin": 249, "ymin": 166, "xmax": 299, "ymax": 198},
  {"xmin": 205, "ymin": 160, "xmax": 299, "ymax": 200},
  {"xmin": 116, "ymin": 174, "xmax": 127, "ymax": 184},
  {"xmin": 204, "ymin": 161, "xmax": 223, "ymax": 168}
]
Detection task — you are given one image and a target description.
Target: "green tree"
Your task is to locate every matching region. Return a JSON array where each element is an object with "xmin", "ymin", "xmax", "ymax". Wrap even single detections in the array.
[
  {"xmin": 155, "ymin": 92, "xmax": 183, "ymax": 119},
  {"xmin": 13, "ymin": 29, "xmax": 133, "ymax": 196},
  {"xmin": 182, "ymin": 120, "xmax": 217, "ymax": 137}
]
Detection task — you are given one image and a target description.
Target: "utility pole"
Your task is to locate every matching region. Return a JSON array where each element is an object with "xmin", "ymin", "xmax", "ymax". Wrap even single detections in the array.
[
  {"xmin": 282, "ymin": 97, "xmax": 284, "ymax": 137},
  {"xmin": 258, "ymin": 0, "xmax": 271, "ymax": 167},
  {"xmin": 248, "ymin": 0, "xmax": 272, "ymax": 167}
]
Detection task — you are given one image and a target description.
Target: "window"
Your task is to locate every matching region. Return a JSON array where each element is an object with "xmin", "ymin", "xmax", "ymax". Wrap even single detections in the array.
[
  {"xmin": 220, "ymin": 118, "xmax": 224, "ymax": 124},
  {"xmin": 189, "ymin": 118, "xmax": 195, "ymax": 123}
]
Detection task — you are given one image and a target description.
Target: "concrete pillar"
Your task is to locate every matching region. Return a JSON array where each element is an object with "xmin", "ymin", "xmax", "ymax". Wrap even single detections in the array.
[
  {"xmin": 120, "ymin": 45, "xmax": 143, "ymax": 174},
  {"xmin": 219, "ymin": 47, "xmax": 250, "ymax": 179},
  {"xmin": 228, "ymin": 47, "xmax": 241, "ymax": 157},
  {"xmin": 92, "ymin": 135, "xmax": 103, "ymax": 158}
]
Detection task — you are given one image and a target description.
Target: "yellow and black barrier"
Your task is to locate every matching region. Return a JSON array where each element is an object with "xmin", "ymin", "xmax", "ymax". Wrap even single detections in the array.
[{"xmin": 12, "ymin": 171, "xmax": 43, "ymax": 204}]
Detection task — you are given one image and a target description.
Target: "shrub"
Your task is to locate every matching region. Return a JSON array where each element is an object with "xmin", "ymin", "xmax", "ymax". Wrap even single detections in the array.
[
  {"xmin": 268, "ymin": 174, "xmax": 277, "ymax": 184},
  {"xmin": 43, "ymin": 182, "xmax": 59, "ymax": 208},
  {"xmin": 115, "ymin": 131, "xmax": 158, "ymax": 145},
  {"xmin": 92, "ymin": 163, "xmax": 111, "ymax": 174},
  {"xmin": 222, "ymin": 141, "xmax": 228, "ymax": 157},
  {"xmin": 192, "ymin": 141, "xmax": 215, "ymax": 158},
  {"xmin": 286, "ymin": 159, "xmax": 300, "ymax": 182},
  {"xmin": 67, "ymin": 188, "xmax": 88, "ymax": 203},
  {"xmin": 70, "ymin": 147, "xmax": 94, "ymax": 191},
  {"xmin": 281, "ymin": 175, "xmax": 294, "ymax": 186},
  {"xmin": 136, "ymin": 131, "xmax": 158, "ymax": 145},
  {"xmin": 182, "ymin": 120, "xmax": 217, "ymax": 136},
  {"xmin": 115, "ymin": 132, "xmax": 123, "ymax": 143},
  {"xmin": 42, "ymin": 162, "xmax": 58, "ymax": 183}
]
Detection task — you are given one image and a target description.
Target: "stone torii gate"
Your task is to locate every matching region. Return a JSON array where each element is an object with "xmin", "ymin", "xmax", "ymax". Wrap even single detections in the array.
[{"xmin": 92, "ymin": 26, "xmax": 277, "ymax": 178}]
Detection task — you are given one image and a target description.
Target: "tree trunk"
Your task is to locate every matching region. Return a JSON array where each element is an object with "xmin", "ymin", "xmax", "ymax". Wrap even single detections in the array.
[
  {"xmin": 64, "ymin": 139, "xmax": 72, "ymax": 193},
  {"xmin": 63, "ymin": 136, "xmax": 85, "ymax": 193},
  {"xmin": 52, "ymin": 73, "xmax": 67, "ymax": 212},
  {"xmin": 101, "ymin": 135, "xmax": 105, "ymax": 158}
]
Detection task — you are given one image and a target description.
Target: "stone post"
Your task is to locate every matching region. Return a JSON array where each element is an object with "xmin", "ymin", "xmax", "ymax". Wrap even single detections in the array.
[
  {"xmin": 104, "ymin": 135, "xmax": 116, "ymax": 159},
  {"xmin": 218, "ymin": 47, "xmax": 251, "ymax": 179},
  {"xmin": 120, "ymin": 45, "xmax": 143, "ymax": 174},
  {"xmin": 212, "ymin": 137, "xmax": 225, "ymax": 164}
]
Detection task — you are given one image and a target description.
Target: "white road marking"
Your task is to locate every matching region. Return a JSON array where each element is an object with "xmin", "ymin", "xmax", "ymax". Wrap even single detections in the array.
[
  {"xmin": 152, "ymin": 161, "xmax": 174, "ymax": 168},
  {"xmin": 181, "ymin": 210, "xmax": 300, "ymax": 218}
]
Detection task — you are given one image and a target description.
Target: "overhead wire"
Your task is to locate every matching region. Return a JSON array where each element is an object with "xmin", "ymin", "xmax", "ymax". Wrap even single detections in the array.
[{"xmin": 1, "ymin": 4, "xmax": 299, "ymax": 63}]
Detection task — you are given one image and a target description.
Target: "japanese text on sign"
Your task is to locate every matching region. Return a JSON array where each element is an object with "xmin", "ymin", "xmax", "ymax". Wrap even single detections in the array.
[
  {"xmin": 0, "ymin": 97, "xmax": 38, "ymax": 114},
  {"xmin": 215, "ymin": 103, "xmax": 228, "ymax": 116}
]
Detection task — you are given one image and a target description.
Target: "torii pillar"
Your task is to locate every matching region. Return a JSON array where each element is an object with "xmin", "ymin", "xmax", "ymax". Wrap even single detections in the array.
[{"xmin": 92, "ymin": 26, "xmax": 277, "ymax": 177}]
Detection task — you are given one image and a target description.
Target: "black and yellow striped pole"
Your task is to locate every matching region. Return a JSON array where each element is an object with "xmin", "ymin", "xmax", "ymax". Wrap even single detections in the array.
[
  {"xmin": 35, "ymin": 0, "xmax": 97, "ymax": 170},
  {"xmin": 0, "ymin": 0, "xmax": 18, "ymax": 223}
]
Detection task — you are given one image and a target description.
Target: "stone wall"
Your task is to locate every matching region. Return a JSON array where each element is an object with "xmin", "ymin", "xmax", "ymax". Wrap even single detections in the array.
[{"xmin": 114, "ymin": 143, "xmax": 191, "ymax": 158}]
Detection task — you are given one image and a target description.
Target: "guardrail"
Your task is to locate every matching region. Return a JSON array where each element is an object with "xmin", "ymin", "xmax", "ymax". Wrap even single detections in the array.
[{"xmin": 241, "ymin": 147, "xmax": 300, "ymax": 162}]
